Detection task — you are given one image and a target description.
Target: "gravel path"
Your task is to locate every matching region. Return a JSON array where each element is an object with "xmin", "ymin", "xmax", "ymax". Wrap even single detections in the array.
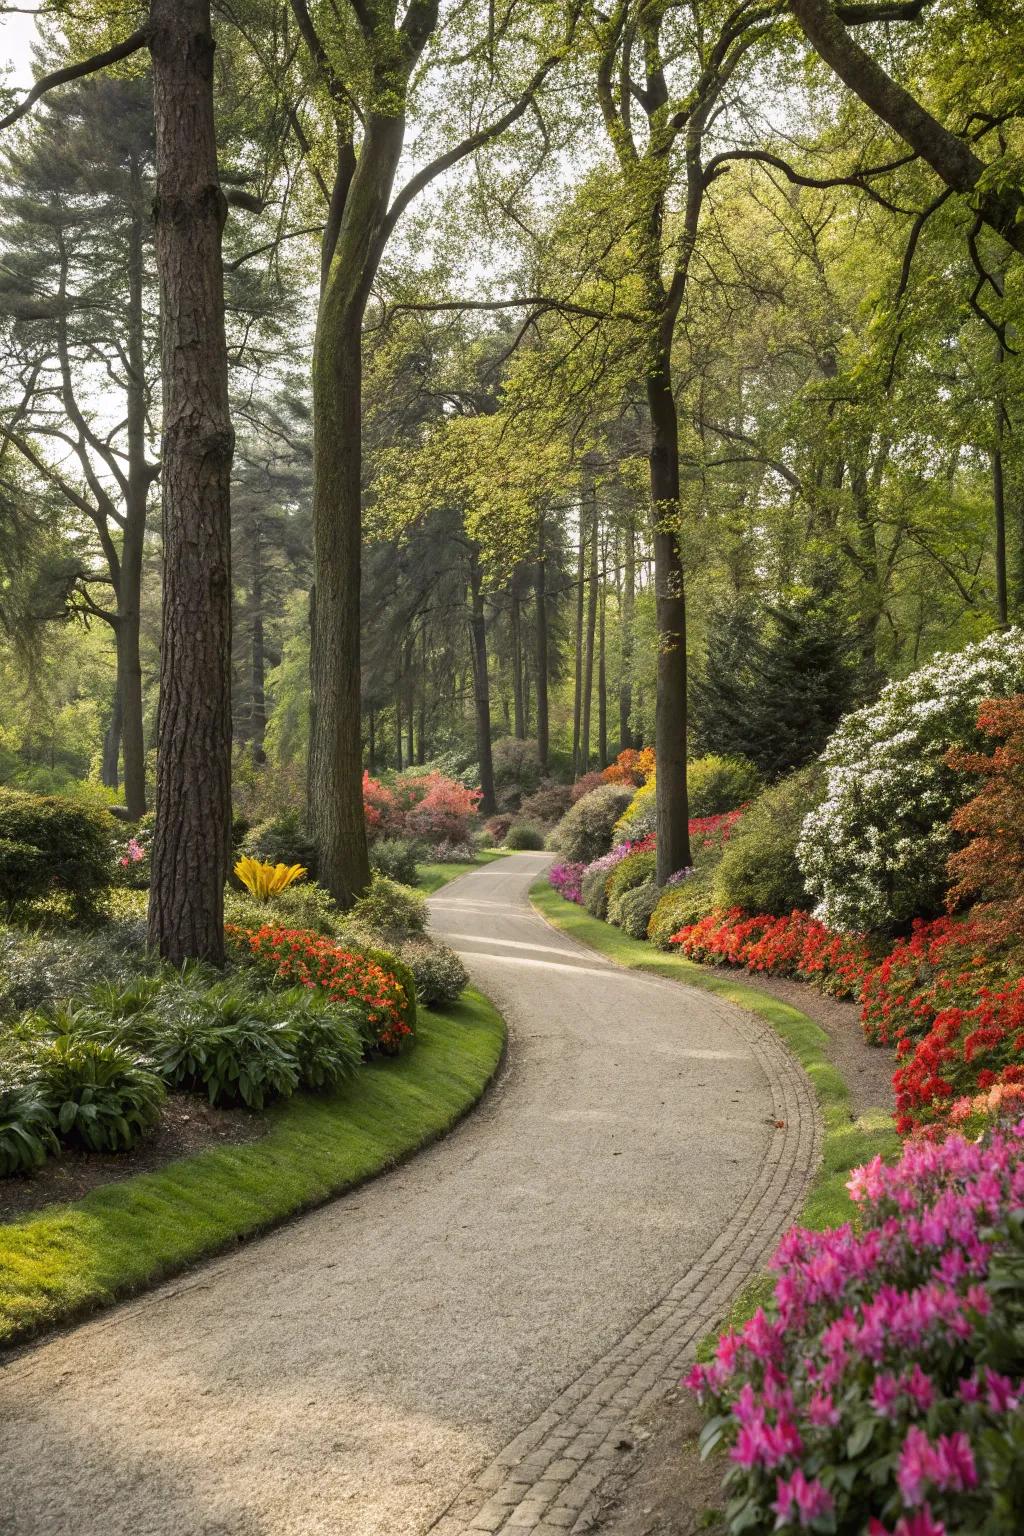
[{"xmin": 0, "ymin": 853, "xmax": 818, "ymax": 1536}]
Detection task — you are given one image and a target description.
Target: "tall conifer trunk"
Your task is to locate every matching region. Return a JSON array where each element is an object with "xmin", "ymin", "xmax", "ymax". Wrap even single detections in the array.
[
  {"xmin": 535, "ymin": 511, "xmax": 550, "ymax": 771},
  {"xmin": 147, "ymin": 0, "xmax": 234, "ymax": 965}
]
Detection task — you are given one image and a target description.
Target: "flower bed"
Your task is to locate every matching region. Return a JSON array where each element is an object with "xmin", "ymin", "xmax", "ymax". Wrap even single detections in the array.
[
  {"xmin": 893, "ymin": 979, "xmax": 1024, "ymax": 1135},
  {"xmin": 670, "ymin": 908, "xmax": 873, "ymax": 1001},
  {"xmin": 860, "ymin": 916, "xmax": 1018, "ymax": 1049},
  {"xmin": 225, "ymin": 923, "xmax": 412, "ymax": 1053},
  {"xmin": 687, "ymin": 1122, "xmax": 1024, "ymax": 1535}
]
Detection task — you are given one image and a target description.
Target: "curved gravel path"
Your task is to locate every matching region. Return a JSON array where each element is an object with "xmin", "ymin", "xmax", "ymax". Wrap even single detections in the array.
[{"xmin": 0, "ymin": 853, "xmax": 818, "ymax": 1536}]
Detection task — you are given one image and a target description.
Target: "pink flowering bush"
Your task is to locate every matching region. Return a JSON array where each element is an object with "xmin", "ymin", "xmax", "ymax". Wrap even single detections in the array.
[
  {"xmin": 687, "ymin": 1122, "xmax": 1024, "ymax": 1534},
  {"xmin": 549, "ymin": 861, "xmax": 585, "ymax": 904}
]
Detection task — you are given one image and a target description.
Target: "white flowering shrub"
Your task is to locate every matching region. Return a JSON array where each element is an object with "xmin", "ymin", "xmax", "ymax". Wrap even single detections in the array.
[{"xmin": 797, "ymin": 629, "xmax": 1024, "ymax": 933}]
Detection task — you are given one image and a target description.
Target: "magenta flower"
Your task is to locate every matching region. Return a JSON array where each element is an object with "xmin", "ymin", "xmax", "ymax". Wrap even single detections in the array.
[{"xmin": 771, "ymin": 1468, "xmax": 834, "ymax": 1526}]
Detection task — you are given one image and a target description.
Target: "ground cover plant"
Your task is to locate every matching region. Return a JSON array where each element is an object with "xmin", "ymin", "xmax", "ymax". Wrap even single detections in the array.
[{"xmin": 687, "ymin": 1121, "xmax": 1024, "ymax": 1536}]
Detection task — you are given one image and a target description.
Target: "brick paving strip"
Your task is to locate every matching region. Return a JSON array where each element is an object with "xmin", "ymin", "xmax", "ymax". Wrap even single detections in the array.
[{"xmin": 0, "ymin": 853, "xmax": 818, "ymax": 1536}]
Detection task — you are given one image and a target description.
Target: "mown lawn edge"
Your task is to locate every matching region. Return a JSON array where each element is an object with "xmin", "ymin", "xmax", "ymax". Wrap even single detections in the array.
[{"xmin": 0, "ymin": 988, "xmax": 506, "ymax": 1348}]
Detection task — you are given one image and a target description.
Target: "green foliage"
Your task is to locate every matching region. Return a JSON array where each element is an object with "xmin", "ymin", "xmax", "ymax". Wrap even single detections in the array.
[
  {"xmin": 615, "ymin": 881, "xmax": 661, "ymax": 940},
  {"xmin": 687, "ymin": 755, "xmax": 761, "ymax": 817},
  {"xmin": 369, "ymin": 836, "xmax": 422, "ymax": 884},
  {"xmin": 397, "ymin": 938, "xmax": 469, "ymax": 1009},
  {"xmin": 491, "ymin": 736, "xmax": 543, "ymax": 807},
  {"xmin": 224, "ymin": 879, "xmax": 343, "ymax": 936},
  {"xmin": 34, "ymin": 1035, "xmax": 165, "ymax": 1152},
  {"xmin": 349, "ymin": 872, "xmax": 427, "ymax": 942},
  {"xmin": 504, "ymin": 822, "xmax": 545, "ymax": 850},
  {"xmin": 614, "ymin": 779, "xmax": 656, "ymax": 842},
  {"xmin": 519, "ymin": 780, "xmax": 573, "ymax": 826},
  {"xmin": 648, "ymin": 877, "xmax": 719, "ymax": 949},
  {"xmin": 147, "ymin": 979, "xmax": 301, "ymax": 1110},
  {"xmin": 582, "ymin": 863, "xmax": 612, "ymax": 919},
  {"xmin": 0, "ymin": 921, "xmax": 148, "ymax": 1016},
  {"xmin": 0, "ymin": 790, "xmax": 113, "ymax": 919},
  {"xmin": 240, "ymin": 810, "xmax": 318, "ymax": 882},
  {"xmin": 713, "ymin": 765, "xmax": 824, "ymax": 917},
  {"xmin": 278, "ymin": 989, "xmax": 363, "ymax": 1091},
  {"xmin": 551, "ymin": 783, "xmax": 634, "ymax": 863},
  {"xmin": 0, "ymin": 1079, "xmax": 59, "ymax": 1175},
  {"xmin": 606, "ymin": 847, "xmax": 657, "ymax": 925}
]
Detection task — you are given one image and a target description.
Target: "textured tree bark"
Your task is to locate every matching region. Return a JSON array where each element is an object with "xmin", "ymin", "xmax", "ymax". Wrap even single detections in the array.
[
  {"xmin": 571, "ymin": 499, "xmax": 586, "ymax": 776},
  {"xmin": 535, "ymin": 511, "xmax": 549, "ymax": 771},
  {"xmin": 598, "ymin": 568, "xmax": 607, "ymax": 769},
  {"xmin": 619, "ymin": 515, "xmax": 636, "ymax": 750},
  {"xmin": 119, "ymin": 162, "xmax": 150, "ymax": 820},
  {"xmin": 250, "ymin": 522, "xmax": 267, "ymax": 763},
  {"xmin": 101, "ymin": 683, "xmax": 123, "ymax": 789},
  {"xmin": 469, "ymin": 548, "xmax": 496, "ymax": 815},
  {"xmin": 580, "ymin": 472, "xmax": 599, "ymax": 774},
  {"xmin": 648, "ymin": 344, "xmax": 692, "ymax": 883},
  {"xmin": 510, "ymin": 577, "xmax": 526, "ymax": 739},
  {"xmin": 146, "ymin": 0, "xmax": 234, "ymax": 966},
  {"xmin": 791, "ymin": 0, "xmax": 1024, "ymax": 254}
]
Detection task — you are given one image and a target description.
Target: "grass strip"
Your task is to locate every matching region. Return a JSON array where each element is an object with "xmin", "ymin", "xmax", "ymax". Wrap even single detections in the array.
[
  {"xmin": 0, "ymin": 989, "xmax": 505, "ymax": 1347},
  {"xmin": 530, "ymin": 880, "xmax": 899, "ymax": 1344},
  {"xmin": 415, "ymin": 847, "xmax": 507, "ymax": 894}
]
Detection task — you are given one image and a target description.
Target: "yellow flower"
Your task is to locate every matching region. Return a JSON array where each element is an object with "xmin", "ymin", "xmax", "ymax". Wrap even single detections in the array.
[{"xmin": 234, "ymin": 856, "xmax": 307, "ymax": 901}]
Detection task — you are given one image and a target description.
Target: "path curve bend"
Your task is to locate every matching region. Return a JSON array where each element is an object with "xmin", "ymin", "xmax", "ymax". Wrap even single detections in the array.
[{"xmin": 0, "ymin": 853, "xmax": 818, "ymax": 1536}]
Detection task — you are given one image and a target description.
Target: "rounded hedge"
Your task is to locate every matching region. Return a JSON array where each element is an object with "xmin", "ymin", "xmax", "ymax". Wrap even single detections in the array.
[
  {"xmin": 505, "ymin": 822, "xmax": 545, "ymax": 850},
  {"xmin": 0, "ymin": 790, "xmax": 114, "ymax": 917},
  {"xmin": 648, "ymin": 877, "xmax": 718, "ymax": 949},
  {"xmin": 551, "ymin": 783, "xmax": 634, "ymax": 864},
  {"xmin": 616, "ymin": 881, "xmax": 661, "ymax": 940},
  {"xmin": 713, "ymin": 764, "xmax": 823, "ymax": 917},
  {"xmin": 687, "ymin": 754, "xmax": 761, "ymax": 816},
  {"xmin": 798, "ymin": 628, "xmax": 1024, "ymax": 933},
  {"xmin": 606, "ymin": 847, "xmax": 657, "ymax": 924}
]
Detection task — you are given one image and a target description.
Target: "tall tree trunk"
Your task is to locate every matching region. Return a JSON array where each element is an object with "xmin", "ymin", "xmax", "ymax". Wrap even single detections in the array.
[
  {"xmin": 535, "ymin": 511, "xmax": 549, "ymax": 772},
  {"xmin": 147, "ymin": 0, "xmax": 234, "ymax": 965},
  {"xmin": 598, "ymin": 565, "xmax": 607, "ymax": 769},
  {"xmin": 101, "ymin": 683, "xmax": 123, "ymax": 789},
  {"xmin": 571, "ymin": 497, "xmax": 586, "ymax": 776},
  {"xmin": 417, "ymin": 624, "xmax": 427, "ymax": 763},
  {"xmin": 250, "ymin": 520, "xmax": 267, "ymax": 763},
  {"xmin": 120, "ymin": 158, "xmax": 150, "ymax": 820},
  {"xmin": 404, "ymin": 635, "xmax": 415, "ymax": 765},
  {"xmin": 367, "ymin": 704, "xmax": 375, "ymax": 772},
  {"xmin": 994, "ymin": 428, "xmax": 1009, "ymax": 630},
  {"xmin": 648, "ymin": 344, "xmax": 691, "ymax": 882},
  {"xmin": 511, "ymin": 576, "xmax": 526, "ymax": 739},
  {"xmin": 394, "ymin": 693, "xmax": 403, "ymax": 772},
  {"xmin": 580, "ymin": 472, "xmax": 599, "ymax": 774},
  {"xmin": 469, "ymin": 549, "xmax": 496, "ymax": 815},
  {"xmin": 619, "ymin": 515, "xmax": 636, "ymax": 750}
]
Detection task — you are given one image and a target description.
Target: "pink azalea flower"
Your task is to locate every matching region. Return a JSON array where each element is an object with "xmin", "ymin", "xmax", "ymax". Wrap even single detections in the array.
[{"xmin": 771, "ymin": 1468, "xmax": 833, "ymax": 1526}]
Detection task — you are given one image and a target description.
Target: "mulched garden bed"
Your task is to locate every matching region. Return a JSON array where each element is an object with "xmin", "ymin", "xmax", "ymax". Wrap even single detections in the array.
[{"xmin": 0, "ymin": 1094, "xmax": 266, "ymax": 1222}]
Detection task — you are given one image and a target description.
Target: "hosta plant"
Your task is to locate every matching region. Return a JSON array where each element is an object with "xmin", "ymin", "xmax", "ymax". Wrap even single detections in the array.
[
  {"xmin": 35, "ymin": 1035, "xmax": 165, "ymax": 1152},
  {"xmin": 688, "ymin": 1122, "xmax": 1024, "ymax": 1536},
  {"xmin": 148, "ymin": 978, "xmax": 300, "ymax": 1108},
  {"xmin": 0, "ymin": 1079, "xmax": 59, "ymax": 1174}
]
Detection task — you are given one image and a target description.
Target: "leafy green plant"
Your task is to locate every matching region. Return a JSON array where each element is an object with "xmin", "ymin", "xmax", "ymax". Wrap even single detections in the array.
[
  {"xmin": 224, "ymin": 879, "xmax": 342, "ymax": 936},
  {"xmin": 35, "ymin": 1036, "xmax": 165, "ymax": 1152},
  {"xmin": 504, "ymin": 822, "xmax": 545, "ymax": 850},
  {"xmin": 278, "ymin": 989, "xmax": 363, "ymax": 1091},
  {"xmin": 349, "ymin": 872, "xmax": 427, "ymax": 942},
  {"xmin": 606, "ymin": 847, "xmax": 657, "ymax": 922},
  {"xmin": 0, "ymin": 1079, "xmax": 59, "ymax": 1174},
  {"xmin": 616, "ymin": 881, "xmax": 661, "ymax": 940},
  {"xmin": 0, "ymin": 922, "xmax": 150, "ymax": 1016},
  {"xmin": 369, "ymin": 836, "xmax": 422, "ymax": 884},
  {"xmin": 648, "ymin": 876, "xmax": 719, "ymax": 948},
  {"xmin": 148, "ymin": 979, "xmax": 300, "ymax": 1109},
  {"xmin": 686, "ymin": 754, "xmax": 761, "ymax": 817},
  {"xmin": 397, "ymin": 938, "xmax": 469, "ymax": 1008},
  {"xmin": 713, "ymin": 764, "xmax": 823, "ymax": 916},
  {"xmin": 0, "ymin": 789, "xmax": 114, "ymax": 919},
  {"xmin": 550, "ymin": 784, "xmax": 635, "ymax": 863},
  {"xmin": 240, "ymin": 810, "xmax": 318, "ymax": 882}
]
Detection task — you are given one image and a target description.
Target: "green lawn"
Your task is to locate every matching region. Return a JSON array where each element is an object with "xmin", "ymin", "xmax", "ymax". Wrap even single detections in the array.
[
  {"xmin": 530, "ymin": 880, "xmax": 899, "ymax": 1343},
  {"xmin": 415, "ymin": 846, "xmax": 507, "ymax": 894},
  {"xmin": 0, "ymin": 989, "xmax": 505, "ymax": 1347}
]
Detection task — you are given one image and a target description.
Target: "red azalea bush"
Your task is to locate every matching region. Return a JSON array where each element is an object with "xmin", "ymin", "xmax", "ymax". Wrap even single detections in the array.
[
  {"xmin": 570, "ymin": 770, "xmax": 608, "ymax": 803},
  {"xmin": 225, "ymin": 923, "xmax": 412, "ymax": 1053},
  {"xmin": 690, "ymin": 809, "xmax": 745, "ymax": 853},
  {"xmin": 671, "ymin": 908, "xmax": 872, "ymax": 1000},
  {"xmin": 893, "ymin": 979, "xmax": 1024, "ymax": 1135},
  {"xmin": 687, "ymin": 1123, "xmax": 1024, "ymax": 1536},
  {"xmin": 945, "ymin": 696, "xmax": 1024, "ymax": 939},
  {"xmin": 859, "ymin": 916, "xmax": 1016, "ymax": 1049}
]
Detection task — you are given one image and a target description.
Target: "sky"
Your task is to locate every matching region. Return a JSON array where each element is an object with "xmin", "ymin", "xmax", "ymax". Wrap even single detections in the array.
[{"xmin": 1, "ymin": 11, "xmax": 39, "ymax": 92}]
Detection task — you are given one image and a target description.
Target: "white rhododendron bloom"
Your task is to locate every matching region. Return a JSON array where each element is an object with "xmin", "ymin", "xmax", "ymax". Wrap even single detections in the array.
[{"xmin": 797, "ymin": 629, "xmax": 1024, "ymax": 933}]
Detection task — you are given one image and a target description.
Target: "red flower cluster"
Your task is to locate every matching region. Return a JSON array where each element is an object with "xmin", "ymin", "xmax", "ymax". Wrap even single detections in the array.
[
  {"xmin": 859, "ymin": 916, "xmax": 1012, "ymax": 1049},
  {"xmin": 671, "ymin": 908, "xmax": 873, "ymax": 1000},
  {"xmin": 689, "ymin": 809, "xmax": 744, "ymax": 851},
  {"xmin": 225, "ymin": 923, "xmax": 413, "ymax": 1053},
  {"xmin": 893, "ymin": 979, "xmax": 1024, "ymax": 1134},
  {"xmin": 362, "ymin": 770, "xmax": 481, "ymax": 842}
]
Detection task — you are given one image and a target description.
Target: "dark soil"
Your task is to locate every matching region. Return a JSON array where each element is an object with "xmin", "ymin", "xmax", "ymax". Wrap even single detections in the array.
[
  {"xmin": 0, "ymin": 1094, "xmax": 266, "ymax": 1222},
  {"xmin": 708, "ymin": 965, "xmax": 896, "ymax": 1119},
  {"xmin": 591, "ymin": 1389, "xmax": 725, "ymax": 1535}
]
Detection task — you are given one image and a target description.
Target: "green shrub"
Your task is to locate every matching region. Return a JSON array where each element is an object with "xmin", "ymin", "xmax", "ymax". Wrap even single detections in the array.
[
  {"xmin": 369, "ymin": 836, "xmax": 422, "ymax": 884},
  {"xmin": 712, "ymin": 763, "xmax": 823, "ymax": 916},
  {"xmin": 0, "ymin": 922, "xmax": 149, "ymax": 1016},
  {"xmin": 35, "ymin": 1035, "xmax": 165, "ymax": 1152},
  {"xmin": 606, "ymin": 847, "xmax": 657, "ymax": 918},
  {"xmin": 491, "ymin": 737, "xmax": 543, "ymax": 805},
  {"xmin": 581, "ymin": 863, "xmax": 613, "ymax": 919},
  {"xmin": 224, "ymin": 880, "xmax": 343, "ymax": 937},
  {"xmin": 686, "ymin": 753, "xmax": 761, "ymax": 816},
  {"xmin": 240, "ymin": 810, "xmax": 318, "ymax": 881},
  {"xmin": 0, "ymin": 1079, "xmax": 59, "ymax": 1174},
  {"xmin": 0, "ymin": 790, "xmax": 114, "ymax": 918},
  {"xmin": 279, "ymin": 989, "xmax": 363, "ymax": 1091},
  {"xmin": 648, "ymin": 877, "xmax": 719, "ymax": 948},
  {"xmin": 550, "ymin": 784, "xmax": 634, "ymax": 864},
  {"xmin": 519, "ymin": 780, "xmax": 573, "ymax": 826},
  {"xmin": 505, "ymin": 822, "xmax": 545, "ymax": 850},
  {"xmin": 613, "ymin": 779, "xmax": 656, "ymax": 842},
  {"xmin": 616, "ymin": 882, "xmax": 661, "ymax": 940},
  {"xmin": 148, "ymin": 978, "xmax": 300, "ymax": 1109},
  {"xmin": 397, "ymin": 938, "xmax": 469, "ymax": 1008},
  {"xmin": 349, "ymin": 873, "xmax": 427, "ymax": 942}
]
